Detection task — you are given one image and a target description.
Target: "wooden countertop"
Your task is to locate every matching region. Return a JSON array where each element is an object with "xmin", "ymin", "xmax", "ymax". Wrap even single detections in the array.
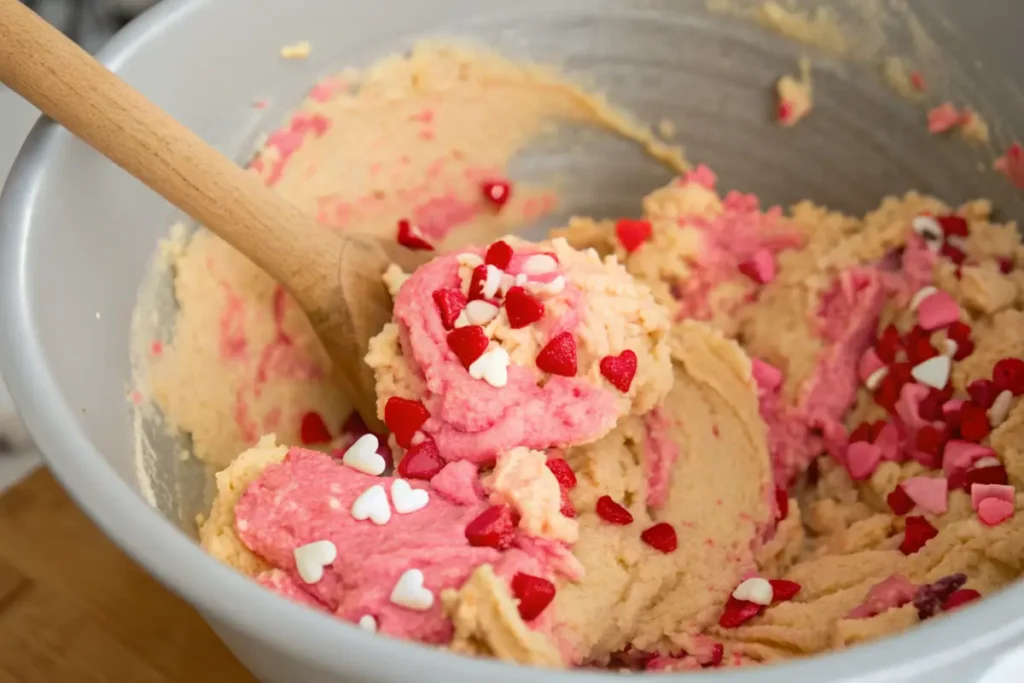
[{"xmin": 0, "ymin": 469, "xmax": 255, "ymax": 683}]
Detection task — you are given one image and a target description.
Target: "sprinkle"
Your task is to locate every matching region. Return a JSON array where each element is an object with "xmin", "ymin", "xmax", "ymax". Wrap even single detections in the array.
[
  {"xmin": 911, "ymin": 215, "xmax": 943, "ymax": 249},
  {"xmin": 970, "ymin": 483, "xmax": 1015, "ymax": 510},
  {"xmin": 964, "ymin": 464, "xmax": 1009, "ymax": 491},
  {"xmin": 911, "ymin": 356, "xmax": 950, "ymax": 390},
  {"xmin": 900, "ymin": 515, "xmax": 938, "ymax": 555},
  {"xmin": 468, "ymin": 347, "xmax": 510, "ymax": 388},
  {"xmin": 432, "ymin": 288, "xmax": 468, "ymax": 330},
  {"xmin": 846, "ymin": 441, "xmax": 883, "ymax": 480},
  {"xmin": 769, "ymin": 579, "xmax": 801, "ymax": 602},
  {"xmin": 390, "ymin": 569, "xmax": 434, "ymax": 611},
  {"xmin": 857, "ymin": 348, "xmax": 885, "ymax": 384},
  {"xmin": 503, "ymin": 286, "xmax": 545, "ymax": 328},
  {"xmin": 640, "ymin": 522, "xmax": 678, "ymax": 553},
  {"xmin": 446, "ymin": 326, "xmax": 489, "ymax": 368},
  {"xmin": 351, "ymin": 485, "xmax": 391, "ymax": 525},
  {"xmin": 942, "ymin": 440, "xmax": 996, "ymax": 477},
  {"xmin": 865, "ymin": 366, "xmax": 888, "ymax": 391},
  {"xmin": 752, "ymin": 358, "xmax": 784, "ymax": 394},
  {"xmin": 718, "ymin": 596, "xmax": 762, "ymax": 628},
  {"xmin": 914, "ymin": 573, "xmax": 967, "ymax": 620},
  {"xmin": 536, "ymin": 332, "xmax": 577, "ymax": 377},
  {"xmin": 390, "ymin": 479, "xmax": 429, "ymax": 514},
  {"xmin": 937, "ymin": 215, "xmax": 969, "ymax": 237},
  {"xmin": 481, "ymin": 265, "xmax": 503, "ymax": 299},
  {"xmin": 887, "ymin": 485, "xmax": 915, "ymax": 515},
  {"xmin": 732, "ymin": 578, "xmax": 774, "ymax": 606},
  {"xmin": 510, "ymin": 573, "xmax": 556, "ymax": 621},
  {"xmin": 941, "ymin": 339, "xmax": 958, "ymax": 358},
  {"xmin": 909, "ymin": 286, "xmax": 938, "ymax": 311},
  {"xmin": 396, "ymin": 438, "xmax": 445, "ymax": 480},
  {"xmin": 916, "ymin": 290, "xmax": 960, "ymax": 331},
  {"xmin": 546, "ymin": 458, "xmax": 577, "ymax": 489},
  {"xmin": 737, "ymin": 249, "xmax": 777, "ymax": 285},
  {"xmin": 465, "ymin": 505, "xmax": 517, "ymax": 550},
  {"xmin": 481, "ymin": 180, "xmax": 512, "ymax": 209},
  {"xmin": 615, "ymin": 219, "xmax": 653, "ymax": 253},
  {"xmin": 900, "ymin": 476, "xmax": 948, "ymax": 515},
  {"xmin": 293, "ymin": 540, "xmax": 337, "ymax": 584},
  {"xmin": 942, "ymin": 589, "xmax": 981, "ymax": 611},
  {"xmin": 596, "ymin": 495, "xmax": 633, "ymax": 525},
  {"xmin": 958, "ymin": 402, "xmax": 992, "ymax": 441},
  {"xmin": 396, "ymin": 219, "xmax": 434, "ymax": 251},
  {"xmin": 484, "ymin": 240, "xmax": 513, "ymax": 269},
  {"xmin": 993, "ymin": 357, "xmax": 1024, "ymax": 395},
  {"xmin": 358, "ymin": 615, "xmax": 377, "ymax": 632},
  {"xmin": 464, "ymin": 300, "xmax": 499, "ymax": 326},
  {"xmin": 600, "ymin": 350, "xmax": 638, "ymax": 392},
  {"xmin": 383, "ymin": 397, "xmax": 430, "ymax": 449},
  {"xmin": 977, "ymin": 497, "xmax": 1015, "ymax": 526},
  {"xmin": 522, "ymin": 254, "xmax": 558, "ymax": 275},
  {"xmin": 987, "ymin": 389, "xmax": 1014, "ymax": 427},
  {"xmin": 300, "ymin": 411, "xmax": 332, "ymax": 445},
  {"xmin": 341, "ymin": 434, "xmax": 387, "ymax": 476},
  {"xmin": 456, "ymin": 253, "xmax": 484, "ymax": 268}
]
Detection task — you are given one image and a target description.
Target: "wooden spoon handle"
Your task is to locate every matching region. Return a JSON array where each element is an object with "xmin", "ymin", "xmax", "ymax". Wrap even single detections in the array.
[{"xmin": 0, "ymin": 0, "xmax": 332, "ymax": 287}]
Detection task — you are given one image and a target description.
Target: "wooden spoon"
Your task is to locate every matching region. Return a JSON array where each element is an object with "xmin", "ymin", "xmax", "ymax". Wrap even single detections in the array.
[{"xmin": 0, "ymin": 0, "xmax": 430, "ymax": 431}]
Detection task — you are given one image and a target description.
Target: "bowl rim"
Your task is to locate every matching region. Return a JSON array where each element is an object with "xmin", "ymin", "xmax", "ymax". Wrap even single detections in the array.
[{"xmin": 1, "ymin": 0, "xmax": 1023, "ymax": 681}]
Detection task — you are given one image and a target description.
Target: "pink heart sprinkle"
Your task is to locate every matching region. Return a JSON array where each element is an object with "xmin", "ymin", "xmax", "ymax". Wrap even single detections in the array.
[
  {"xmin": 900, "ymin": 476, "xmax": 949, "ymax": 515},
  {"xmin": 942, "ymin": 441, "xmax": 996, "ymax": 477},
  {"xmin": 977, "ymin": 497, "xmax": 1015, "ymax": 527},
  {"xmin": 895, "ymin": 382, "xmax": 932, "ymax": 430},
  {"xmin": 916, "ymin": 290, "xmax": 960, "ymax": 331},
  {"xmin": 970, "ymin": 483, "xmax": 1016, "ymax": 510},
  {"xmin": 846, "ymin": 441, "xmax": 883, "ymax": 480},
  {"xmin": 858, "ymin": 347, "xmax": 885, "ymax": 383},
  {"xmin": 874, "ymin": 422, "xmax": 901, "ymax": 461},
  {"xmin": 751, "ymin": 358, "xmax": 783, "ymax": 393},
  {"xmin": 740, "ymin": 248, "xmax": 777, "ymax": 285}
]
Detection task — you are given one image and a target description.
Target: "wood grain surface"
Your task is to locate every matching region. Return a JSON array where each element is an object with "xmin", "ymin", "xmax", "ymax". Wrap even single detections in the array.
[{"xmin": 0, "ymin": 469, "xmax": 255, "ymax": 683}]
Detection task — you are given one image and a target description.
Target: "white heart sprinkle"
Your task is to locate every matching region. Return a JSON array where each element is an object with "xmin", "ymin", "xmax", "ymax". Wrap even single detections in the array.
[
  {"xmin": 391, "ymin": 478, "xmax": 429, "ymax": 514},
  {"xmin": 293, "ymin": 540, "xmax": 337, "ymax": 584},
  {"xmin": 732, "ymin": 577, "xmax": 774, "ymax": 606},
  {"xmin": 342, "ymin": 434, "xmax": 386, "ymax": 476},
  {"xmin": 909, "ymin": 286, "xmax": 938, "ymax": 312},
  {"xmin": 865, "ymin": 366, "xmax": 888, "ymax": 391},
  {"xmin": 358, "ymin": 615, "xmax": 377, "ymax": 633},
  {"xmin": 973, "ymin": 456, "xmax": 1002, "ymax": 469},
  {"xmin": 390, "ymin": 569, "xmax": 434, "ymax": 611},
  {"xmin": 942, "ymin": 338, "xmax": 958, "ymax": 358},
  {"xmin": 911, "ymin": 216, "xmax": 943, "ymax": 250},
  {"xmin": 469, "ymin": 346, "xmax": 510, "ymax": 388},
  {"xmin": 911, "ymin": 355, "xmax": 950, "ymax": 390},
  {"xmin": 988, "ymin": 389, "xmax": 1014, "ymax": 427},
  {"xmin": 456, "ymin": 253, "xmax": 483, "ymax": 268},
  {"xmin": 482, "ymin": 265, "xmax": 503, "ymax": 299},
  {"xmin": 523, "ymin": 254, "xmax": 558, "ymax": 275},
  {"xmin": 351, "ymin": 485, "xmax": 391, "ymax": 525},
  {"xmin": 465, "ymin": 300, "xmax": 499, "ymax": 325}
]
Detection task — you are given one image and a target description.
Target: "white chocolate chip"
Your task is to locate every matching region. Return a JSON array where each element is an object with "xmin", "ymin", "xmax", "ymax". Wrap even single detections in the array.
[
  {"xmin": 468, "ymin": 347, "xmax": 510, "ymax": 388},
  {"xmin": 358, "ymin": 615, "xmax": 377, "ymax": 633},
  {"xmin": 498, "ymin": 273, "xmax": 515, "ymax": 295},
  {"xmin": 732, "ymin": 577, "xmax": 774, "ymax": 606},
  {"xmin": 454, "ymin": 310, "xmax": 471, "ymax": 328},
  {"xmin": 456, "ymin": 253, "xmax": 484, "ymax": 268},
  {"xmin": 942, "ymin": 339, "xmax": 959, "ymax": 358},
  {"xmin": 988, "ymin": 389, "xmax": 1014, "ymax": 427},
  {"xmin": 528, "ymin": 275, "xmax": 566, "ymax": 298},
  {"xmin": 390, "ymin": 569, "xmax": 434, "ymax": 611},
  {"xmin": 911, "ymin": 215, "xmax": 943, "ymax": 250},
  {"xmin": 293, "ymin": 540, "xmax": 337, "ymax": 584},
  {"xmin": 341, "ymin": 434, "xmax": 386, "ymax": 476},
  {"xmin": 351, "ymin": 484, "xmax": 391, "ymax": 525},
  {"xmin": 909, "ymin": 286, "xmax": 938, "ymax": 312},
  {"xmin": 865, "ymin": 366, "xmax": 889, "ymax": 391},
  {"xmin": 464, "ymin": 300, "xmax": 499, "ymax": 325},
  {"xmin": 390, "ymin": 479, "xmax": 429, "ymax": 514},
  {"xmin": 482, "ymin": 265, "xmax": 503, "ymax": 298},
  {"xmin": 382, "ymin": 264, "xmax": 409, "ymax": 298},
  {"xmin": 911, "ymin": 355, "xmax": 951, "ymax": 390},
  {"xmin": 522, "ymin": 254, "xmax": 558, "ymax": 275}
]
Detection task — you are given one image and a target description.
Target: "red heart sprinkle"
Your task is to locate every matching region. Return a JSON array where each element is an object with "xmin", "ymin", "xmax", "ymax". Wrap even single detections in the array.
[
  {"xmin": 397, "ymin": 438, "xmax": 445, "ymax": 480},
  {"xmin": 396, "ymin": 218, "xmax": 434, "ymax": 251},
  {"xmin": 600, "ymin": 350, "xmax": 638, "ymax": 392},
  {"xmin": 545, "ymin": 458, "xmax": 577, "ymax": 489},
  {"xmin": 705, "ymin": 643, "xmax": 724, "ymax": 668},
  {"xmin": 918, "ymin": 391, "xmax": 946, "ymax": 422},
  {"xmin": 446, "ymin": 325, "xmax": 489, "ymax": 368},
  {"xmin": 953, "ymin": 338, "xmax": 975, "ymax": 361},
  {"xmin": 615, "ymin": 218, "xmax": 653, "ymax": 253},
  {"xmin": 484, "ymin": 240, "xmax": 513, "ymax": 269},
  {"xmin": 992, "ymin": 357, "xmax": 1024, "ymax": 395},
  {"xmin": 481, "ymin": 180, "xmax": 512, "ymax": 209},
  {"xmin": 942, "ymin": 588, "xmax": 981, "ymax": 611},
  {"xmin": 963, "ymin": 464, "xmax": 1009, "ymax": 490},
  {"xmin": 999, "ymin": 257, "xmax": 1014, "ymax": 274},
  {"xmin": 504, "ymin": 286, "xmax": 545, "ymax": 329},
  {"xmin": 876, "ymin": 324, "xmax": 904, "ymax": 364},
  {"xmin": 874, "ymin": 362, "xmax": 912, "ymax": 412},
  {"xmin": 596, "ymin": 495, "xmax": 633, "ymax": 525},
  {"xmin": 432, "ymin": 288, "xmax": 467, "ymax": 330},
  {"xmin": 536, "ymin": 332, "xmax": 577, "ymax": 376},
  {"xmin": 559, "ymin": 488, "xmax": 577, "ymax": 518},
  {"xmin": 967, "ymin": 379, "xmax": 998, "ymax": 408},
  {"xmin": 936, "ymin": 214, "xmax": 969, "ymax": 237},
  {"xmin": 887, "ymin": 484, "xmax": 915, "ymax": 515},
  {"xmin": 640, "ymin": 522, "xmax": 678, "ymax": 553},
  {"xmin": 467, "ymin": 264, "xmax": 489, "ymax": 301},
  {"xmin": 383, "ymin": 397, "xmax": 430, "ymax": 448},
  {"xmin": 718, "ymin": 596, "xmax": 763, "ymax": 628},
  {"xmin": 915, "ymin": 424, "xmax": 950, "ymax": 463},
  {"xmin": 775, "ymin": 486, "xmax": 789, "ymax": 521},
  {"xmin": 941, "ymin": 243, "xmax": 966, "ymax": 265},
  {"xmin": 299, "ymin": 411, "xmax": 332, "ymax": 445},
  {"xmin": 900, "ymin": 515, "xmax": 938, "ymax": 555},
  {"xmin": 904, "ymin": 326, "xmax": 938, "ymax": 364},
  {"xmin": 947, "ymin": 321, "xmax": 973, "ymax": 343},
  {"xmin": 769, "ymin": 579, "xmax": 801, "ymax": 602},
  {"xmin": 947, "ymin": 468, "xmax": 967, "ymax": 491},
  {"xmin": 510, "ymin": 572, "xmax": 556, "ymax": 621},
  {"xmin": 465, "ymin": 504, "xmax": 517, "ymax": 550},
  {"xmin": 958, "ymin": 402, "xmax": 991, "ymax": 441},
  {"xmin": 848, "ymin": 422, "xmax": 873, "ymax": 444}
]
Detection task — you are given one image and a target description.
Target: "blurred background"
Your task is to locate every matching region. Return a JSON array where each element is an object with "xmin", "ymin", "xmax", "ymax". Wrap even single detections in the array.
[{"xmin": 0, "ymin": 0, "xmax": 158, "ymax": 491}]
